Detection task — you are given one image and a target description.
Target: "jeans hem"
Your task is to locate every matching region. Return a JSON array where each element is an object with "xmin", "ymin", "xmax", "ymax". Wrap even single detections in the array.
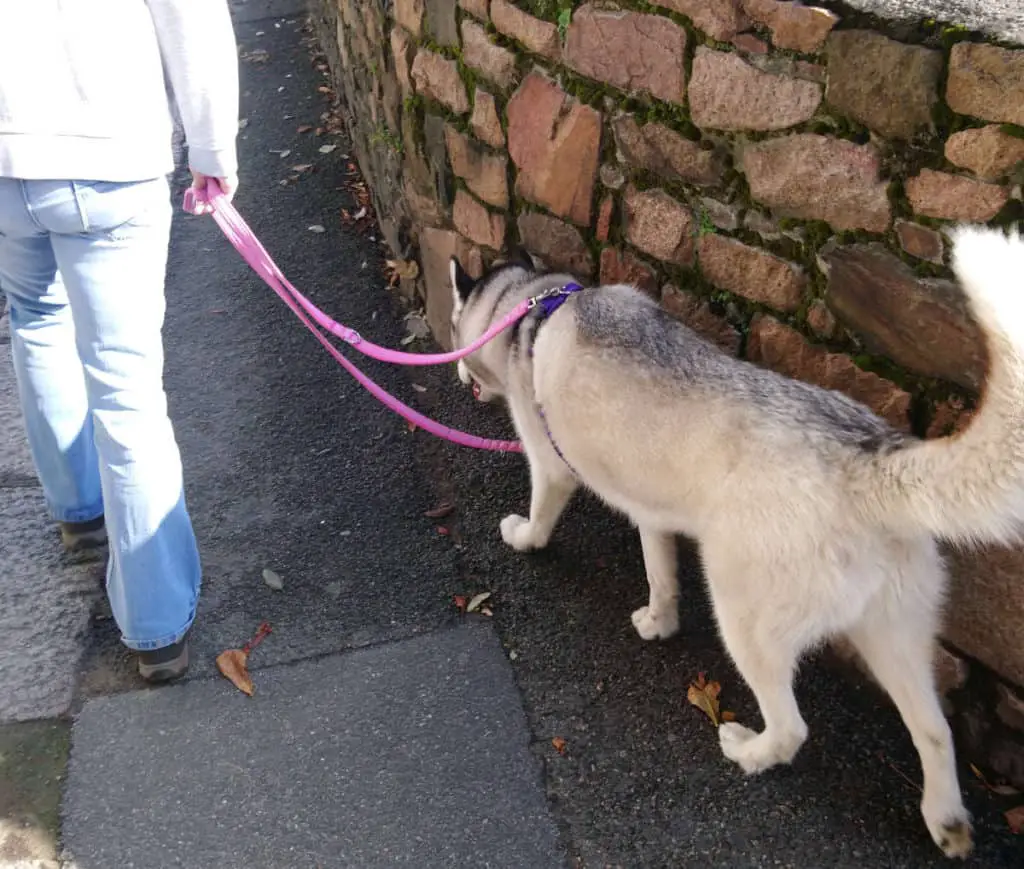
[
  {"xmin": 121, "ymin": 613, "xmax": 194, "ymax": 651},
  {"xmin": 51, "ymin": 502, "xmax": 104, "ymax": 524}
]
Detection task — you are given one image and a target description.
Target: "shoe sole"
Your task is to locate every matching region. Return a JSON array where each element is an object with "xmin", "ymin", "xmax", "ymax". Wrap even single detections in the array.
[{"xmin": 138, "ymin": 645, "xmax": 190, "ymax": 683}]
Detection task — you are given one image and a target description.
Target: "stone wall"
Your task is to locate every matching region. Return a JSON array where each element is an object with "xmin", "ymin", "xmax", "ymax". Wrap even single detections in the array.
[{"xmin": 310, "ymin": 0, "xmax": 1024, "ymax": 783}]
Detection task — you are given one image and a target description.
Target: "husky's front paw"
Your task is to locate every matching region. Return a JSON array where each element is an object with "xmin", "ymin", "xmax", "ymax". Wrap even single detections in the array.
[
  {"xmin": 500, "ymin": 514, "xmax": 544, "ymax": 551},
  {"xmin": 924, "ymin": 806, "xmax": 973, "ymax": 860},
  {"xmin": 718, "ymin": 722, "xmax": 804, "ymax": 774},
  {"xmin": 630, "ymin": 605, "xmax": 679, "ymax": 640}
]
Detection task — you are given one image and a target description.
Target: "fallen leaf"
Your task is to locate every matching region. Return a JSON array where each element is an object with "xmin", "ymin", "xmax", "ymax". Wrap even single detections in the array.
[
  {"xmin": 721, "ymin": 710, "xmax": 737, "ymax": 723},
  {"xmin": 319, "ymin": 144, "xmax": 338, "ymax": 154},
  {"xmin": 412, "ymin": 383, "xmax": 428, "ymax": 393},
  {"xmin": 453, "ymin": 594, "xmax": 468, "ymax": 612},
  {"xmin": 436, "ymin": 526, "xmax": 449, "ymax": 536},
  {"xmin": 290, "ymin": 163, "xmax": 313, "ymax": 172},
  {"xmin": 551, "ymin": 737, "xmax": 567, "ymax": 754},
  {"xmin": 971, "ymin": 764, "xmax": 1022, "ymax": 795},
  {"xmin": 386, "ymin": 259, "xmax": 420, "ymax": 281},
  {"xmin": 479, "ymin": 606, "xmax": 493, "ymax": 617},
  {"xmin": 687, "ymin": 672, "xmax": 722, "ymax": 727},
  {"xmin": 297, "ymin": 124, "xmax": 313, "ymax": 133},
  {"xmin": 407, "ymin": 420, "xmax": 418, "ymax": 433},
  {"xmin": 308, "ymin": 225, "xmax": 326, "ymax": 233},
  {"xmin": 424, "ymin": 502, "xmax": 455, "ymax": 519},
  {"xmin": 1006, "ymin": 805, "xmax": 1024, "ymax": 834},
  {"xmin": 216, "ymin": 648, "xmax": 254, "ymax": 696},
  {"xmin": 262, "ymin": 567, "xmax": 283, "ymax": 591},
  {"xmin": 467, "ymin": 592, "xmax": 492, "ymax": 613},
  {"xmin": 278, "ymin": 148, "xmax": 291, "ymax": 158},
  {"xmin": 352, "ymin": 206, "xmax": 368, "ymax": 221},
  {"xmin": 216, "ymin": 622, "xmax": 272, "ymax": 696}
]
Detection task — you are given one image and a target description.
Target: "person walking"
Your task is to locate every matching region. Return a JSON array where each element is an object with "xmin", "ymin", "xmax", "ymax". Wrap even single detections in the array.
[{"xmin": 0, "ymin": 0, "xmax": 240, "ymax": 682}]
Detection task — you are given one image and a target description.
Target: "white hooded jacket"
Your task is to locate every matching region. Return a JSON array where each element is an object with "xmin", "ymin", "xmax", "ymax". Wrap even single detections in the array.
[{"xmin": 0, "ymin": 0, "xmax": 239, "ymax": 182}]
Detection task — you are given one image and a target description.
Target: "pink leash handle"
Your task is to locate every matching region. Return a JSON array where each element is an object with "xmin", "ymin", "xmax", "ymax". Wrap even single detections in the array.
[{"xmin": 183, "ymin": 180, "xmax": 522, "ymax": 453}]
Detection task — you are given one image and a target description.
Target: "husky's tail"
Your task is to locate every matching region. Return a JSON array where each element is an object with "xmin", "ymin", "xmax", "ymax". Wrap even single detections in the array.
[{"xmin": 866, "ymin": 225, "xmax": 1024, "ymax": 546}]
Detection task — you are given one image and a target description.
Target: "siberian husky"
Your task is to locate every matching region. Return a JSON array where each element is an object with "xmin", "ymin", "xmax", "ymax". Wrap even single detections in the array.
[{"xmin": 447, "ymin": 225, "xmax": 1024, "ymax": 859}]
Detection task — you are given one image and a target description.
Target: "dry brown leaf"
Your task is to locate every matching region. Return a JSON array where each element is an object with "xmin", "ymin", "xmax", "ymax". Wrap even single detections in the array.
[
  {"xmin": 721, "ymin": 710, "xmax": 737, "ymax": 722},
  {"xmin": 297, "ymin": 124, "xmax": 313, "ymax": 133},
  {"xmin": 424, "ymin": 502, "xmax": 455, "ymax": 519},
  {"xmin": 687, "ymin": 672, "xmax": 722, "ymax": 727},
  {"xmin": 971, "ymin": 764, "xmax": 1022, "ymax": 796},
  {"xmin": 1006, "ymin": 805, "xmax": 1024, "ymax": 834},
  {"xmin": 551, "ymin": 737, "xmax": 567, "ymax": 754},
  {"xmin": 216, "ymin": 622, "xmax": 272, "ymax": 696},
  {"xmin": 216, "ymin": 648, "xmax": 254, "ymax": 696},
  {"xmin": 453, "ymin": 594, "xmax": 468, "ymax": 612}
]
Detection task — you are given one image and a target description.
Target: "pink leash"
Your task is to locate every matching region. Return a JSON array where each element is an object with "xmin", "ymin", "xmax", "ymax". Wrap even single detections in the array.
[{"xmin": 183, "ymin": 180, "xmax": 523, "ymax": 452}]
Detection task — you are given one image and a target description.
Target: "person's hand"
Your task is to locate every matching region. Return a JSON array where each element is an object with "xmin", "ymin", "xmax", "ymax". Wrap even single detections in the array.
[{"xmin": 190, "ymin": 170, "xmax": 238, "ymax": 202}]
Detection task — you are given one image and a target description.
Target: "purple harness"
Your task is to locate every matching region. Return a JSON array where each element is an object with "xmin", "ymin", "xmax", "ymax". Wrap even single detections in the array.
[{"xmin": 527, "ymin": 282, "xmax": 586, "ymax": 473}]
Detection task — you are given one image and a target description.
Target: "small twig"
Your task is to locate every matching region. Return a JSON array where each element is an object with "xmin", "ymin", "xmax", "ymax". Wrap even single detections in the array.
[
  {"xmin": 879, "ymin": 752, "xmax": 923, "ymax": 793},
  {"xmin": 241, "ymin": 621, "xmax": 272, "ymax": 655}
]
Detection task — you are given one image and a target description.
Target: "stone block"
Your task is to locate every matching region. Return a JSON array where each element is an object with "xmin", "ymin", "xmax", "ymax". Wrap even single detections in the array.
[
  {"xmin": 517, "ymin": 212, "xmax": 594, "ymax": 278},
  {"xmin": 699, "ymin": 197, "xmax": 741, "ymax": 232},
  {"xmin": 806, "ymin": 299, "xmax": 836, "ymax": 339},
  {"xmin": 623, "ymin": 186, "xmax": 695, "ymax": 267},
  {"xmin": 444, "ymin": 124, "xmax": 508, "ymax": 209},
  {"xmin": 612, "ymin": 115, "xmax": 721, "ymax": 187},
  {"xmin": 906, "ymin": 169, "xmax": 1009, "ymax": 222},
  {"xmin": 650, "ymin": 0, "xmax": 748, "ymax": 41},
  {"xmin": 452, "ymin": 189, "xmax": 506, "ymax": 251},
  {"xmin": 411, "ymin": 49, "xmax": 469, "ymax": 114},
  {"xmin": 746, "ymin": 314, "xmax": 911, "ymax": 430},
  {"xmin": 564, "ymin": 5, "xmax": 687, "ymax": 104},
  {"xmin": 470, "ymin": 88, "xmax": 505, "ymax": 148},
  {"xmin": 947, "ymin": 43, "xmax": 1024, "ymax": 127},
  {"xmin": 507, "ymin": 72, "xmax": 601, "ymax": 227},
  {"xmin": 420, "ymin": 228, "xmax": 475, "ymax": 347},
  {"xmin": 742, "ymin": 134, "xmax": 891, "ymax": 233},
  {"xmin": 945, "ymin": 125, "xmax": 1024, "ymax": 181},
  {"xmin": 821, "ymin": 242, "xmax": 985, "ymax": 390},
  {"xmin": 424, "ymin": 0, "xmax": 458, "ymax": 47},
  {"xmin": 390, "ymin": 26, "xmax": 415, "ymax": 97},
  {"xmin": 661, "ymin": 285, "xmax": 741, "ymax": 356},
  {"xmin": 490, "ymin": 0, "xmax": 559, "ymax": 59},
  {"xmin": 895, "ymin": 219, "xmax": 944, "ymax": 264},
  {"xmin": 698, "ymin": 234, "xmax": 805, "ymax": 312},
  {"xmin": 458, "ymin": 0, "xmax": 488, "ymax": 21},
  {"xmin": 690, "ymin": 47, "xmax": 822, "ymax": 131},
  {"xmin": 945, "ymin": 545, "xmax": 1024, "ymax": 687},
  {"xmin": 742, "ymin": 0, "xmax": 837, "ymax": 53},
  {"xmin": 599, "ymin": 247, "xmax": 658, "ymax": 298},
  {"xmin": 393, "ymin": 0, "xmax": 424, "ymax": 38},
  {"xmin": 825, "ymin": 30, "xmax": 942, "ymax": 140},
  {"xmin": 461, "ymin": 19, "xmax": 517, "ymax": 91},
  {"xmin": 595, "ymin": 195, "xmax": 614, "ymax": 243}
]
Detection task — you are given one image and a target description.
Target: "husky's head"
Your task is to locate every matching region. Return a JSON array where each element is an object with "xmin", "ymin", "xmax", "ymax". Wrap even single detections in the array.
[{"xmin": 449, "ymin": 250, "xmax": 537, "ymax": 403}]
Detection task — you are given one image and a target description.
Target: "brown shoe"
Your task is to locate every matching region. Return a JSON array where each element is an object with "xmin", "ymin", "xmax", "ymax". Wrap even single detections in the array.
[
  {"xmin": 60, "ymin": 516, "xmax": 107, "ymax": 552},
  {"xmin": 138, "ymin": 634, "xmax": 190, "ymax": 683}
]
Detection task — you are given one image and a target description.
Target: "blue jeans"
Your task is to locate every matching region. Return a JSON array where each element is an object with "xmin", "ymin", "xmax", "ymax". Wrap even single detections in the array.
[{"xmin": 0, "ymin": 177, "xmax": 200, "ymax": 651}]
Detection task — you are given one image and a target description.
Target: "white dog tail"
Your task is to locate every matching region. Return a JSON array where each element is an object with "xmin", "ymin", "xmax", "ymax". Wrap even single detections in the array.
[{"xmin": 867, "ymin": 225, "xmax": 1024, "ymax": 546}]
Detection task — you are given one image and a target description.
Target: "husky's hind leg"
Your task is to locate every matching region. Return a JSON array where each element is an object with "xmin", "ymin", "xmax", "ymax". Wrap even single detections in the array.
[
  {"xmin": 631, "ymin": 527, "xmax": 680, "ymax": 640},
  {"xmin": 844, "ymin": 547, "xmax": 972, "ymax": 859}
]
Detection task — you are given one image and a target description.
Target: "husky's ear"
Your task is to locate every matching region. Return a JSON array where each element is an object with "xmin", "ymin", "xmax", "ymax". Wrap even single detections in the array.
[
  {"xmin": 450, "ymin": 256, "xmax": 475, "ymax": 311},
  {"xmin": 504, "ymin": 244, "xmax": 535, "ymax": 271}
]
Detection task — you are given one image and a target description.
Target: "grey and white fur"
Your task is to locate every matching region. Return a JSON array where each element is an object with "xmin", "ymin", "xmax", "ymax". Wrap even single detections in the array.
[{"xmin": 448, "ymin": 225, "xmax": 1024, "ymax": 859}]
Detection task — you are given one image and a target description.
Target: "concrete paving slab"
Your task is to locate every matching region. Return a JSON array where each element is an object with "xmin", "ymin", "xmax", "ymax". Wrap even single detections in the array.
[
  {"xmin": 0, "ymin": 490, "xmax": 101, "ymax": 723},
  {"xmin": 62, "ymin": 622, "xmax": 565, "ymax": 869}
]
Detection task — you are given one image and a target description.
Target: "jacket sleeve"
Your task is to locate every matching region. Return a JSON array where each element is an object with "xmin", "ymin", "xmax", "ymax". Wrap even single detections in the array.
[{"xmin": 146, "ymin": 0, "xmax": 240, "ymax": 178}]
